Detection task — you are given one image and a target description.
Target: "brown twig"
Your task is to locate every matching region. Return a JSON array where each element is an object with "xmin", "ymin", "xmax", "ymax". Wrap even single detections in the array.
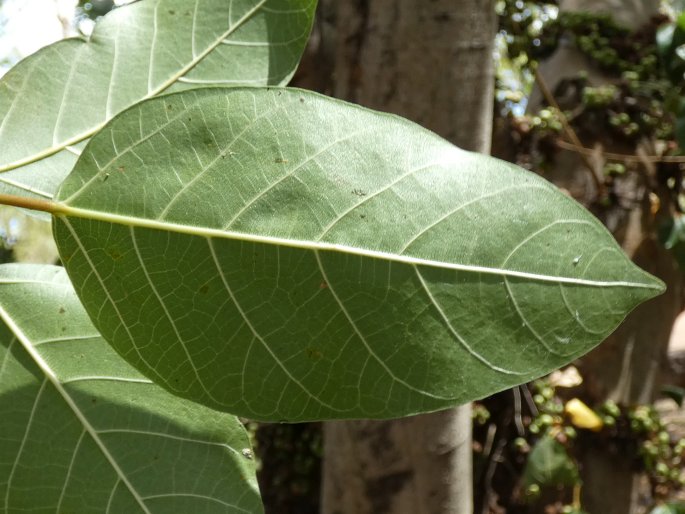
[
  {"xmin": 480, "ymin": 425, "xmax": 505, "ymax": 514},
  {"xmin": 512, "ymin": 386, "xmax": 525, "ymax": 437},
  {"xmin": 533, "ymin": 67, "xmax": 607, "ymax": 198},
  {"xmin": 0, "ymin": 194, "xmax": 58, "ymax": 214},
  {"xmin": 555, "ymin": 138, "xmax": 685, "ymax": 164}
]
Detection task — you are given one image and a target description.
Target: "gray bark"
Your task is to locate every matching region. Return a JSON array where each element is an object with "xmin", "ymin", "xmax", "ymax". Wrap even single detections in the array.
[
  {"xmin": 323, "ymin": 412, "xmax": 473, "ymax": 514},
  {"xmin": 315, "ymin": 2, "xmax": 496, "ymax": 513}
]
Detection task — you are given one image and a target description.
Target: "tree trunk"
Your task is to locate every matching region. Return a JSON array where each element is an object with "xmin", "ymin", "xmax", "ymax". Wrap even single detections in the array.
[
  {"xmin": 529, "ymin": 2, "xmax": 681, "ymax": 512},
  {"xmin": 311, "ymin": 2, "xmax": 497, "ymax": 513}
]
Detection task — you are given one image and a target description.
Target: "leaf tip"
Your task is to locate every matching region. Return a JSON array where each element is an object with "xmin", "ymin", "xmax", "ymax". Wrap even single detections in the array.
[{"xmin": 644, "ymin": 273, "xmax": 667, "ymax": 298}]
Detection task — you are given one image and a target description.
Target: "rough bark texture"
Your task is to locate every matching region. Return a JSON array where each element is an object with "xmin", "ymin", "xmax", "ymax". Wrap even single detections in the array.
[
  {"xmin": 311, "ymin": 2, "xmax": 496, "ymax": 513},
  {"xmin": 328, "ymin": 0, "xmax": 495, "ymax": 149},
  {"xmin": 530, "ymin": 1, "xmax": 681, "ymax": 512}
]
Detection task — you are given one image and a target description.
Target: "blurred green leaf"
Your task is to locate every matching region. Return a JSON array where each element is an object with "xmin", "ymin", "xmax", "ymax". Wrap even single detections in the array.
[
  {"xmin": 523, "ymin": 433, "xmax": 579, "ymax": 488},
  {"xmin": 659, "ymin": 215, "xmax": 685, "ymax": 266},
  {"xmin": 657, "ymin": 17, "xmax": 685, "ymax": 82},
  {"xmin": 676, "ymin": 44, "xmax": 685, "ymax": 61},
  {"xmin": 650, "ymin": 502, "xmax": 685, "ymax": 514},
  {"xmin": 657, "ymin": 23, "xmax": 676, "ymax": 57},
  {"xmin": 661, "ymin": 385, "xmax": 685, "ymax": 407}
]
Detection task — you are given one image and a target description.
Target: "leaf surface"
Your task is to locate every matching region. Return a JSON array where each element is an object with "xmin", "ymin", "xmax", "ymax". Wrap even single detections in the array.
[
  {"xmin": 0, "ymin": 264, "xmax": 262, "ymax": 513},
  {"xmin": 0, "ymin": 0, "xmax": 315, "ymax": 201},
  {"xmin": 523, "ymin": 434, "xmax": 578, "ymax": 488},
  {"xmin": 53, "ymin": 88, "xmax": 664, "ymax": 421}
]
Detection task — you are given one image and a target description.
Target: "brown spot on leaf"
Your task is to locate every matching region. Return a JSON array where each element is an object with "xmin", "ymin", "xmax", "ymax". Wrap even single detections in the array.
[{"xmin": 307, "ymin": 348, "xmax": 323, "ymax": 361}]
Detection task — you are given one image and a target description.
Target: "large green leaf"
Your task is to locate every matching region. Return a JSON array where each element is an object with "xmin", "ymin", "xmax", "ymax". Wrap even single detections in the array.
[
  {"xmin": 0, "ymin": 0, "xmax": 315, "ymax": 201},
  {"xmin": 0, "ymin": 264, "xmax": 262, "ymax": 513},
  {"xmin": 52, "ymin": 88, "xmax": 664, "ymax": 422}
]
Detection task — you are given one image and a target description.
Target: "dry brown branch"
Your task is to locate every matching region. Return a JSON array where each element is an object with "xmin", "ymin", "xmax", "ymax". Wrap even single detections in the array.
[
  {"xmin": 555, "ymin": 139, "xmax": 685, "ymax": 164},
  {"xmin": 533, "ymin": 68, "xmax": 607, "ymax": 197}
]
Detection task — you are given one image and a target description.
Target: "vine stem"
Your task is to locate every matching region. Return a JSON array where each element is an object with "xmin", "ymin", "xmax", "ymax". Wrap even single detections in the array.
[
  {"xmin": 533, "ymin": 67, "xmax": 607, "ymax": 199},
  {"xmin": 0, "ymin": 193, "xmax": 62, "ymax": 215},
  {"xmin": 555, "ymin": 139, "xmax": 685, "ymax": 164}
]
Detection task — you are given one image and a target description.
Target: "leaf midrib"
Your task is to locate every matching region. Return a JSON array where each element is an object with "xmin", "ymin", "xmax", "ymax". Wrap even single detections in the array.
[
  {"xmin": 0, "ymin": 300, "xmax": 152, "ymax": 514},
  {"xmin": 0, "ymin": 0, "xmax": 269, "ymax": 175},
  {"xmin": 53, "ymin": 205, "xmax": 662, "ymax": 291}
]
